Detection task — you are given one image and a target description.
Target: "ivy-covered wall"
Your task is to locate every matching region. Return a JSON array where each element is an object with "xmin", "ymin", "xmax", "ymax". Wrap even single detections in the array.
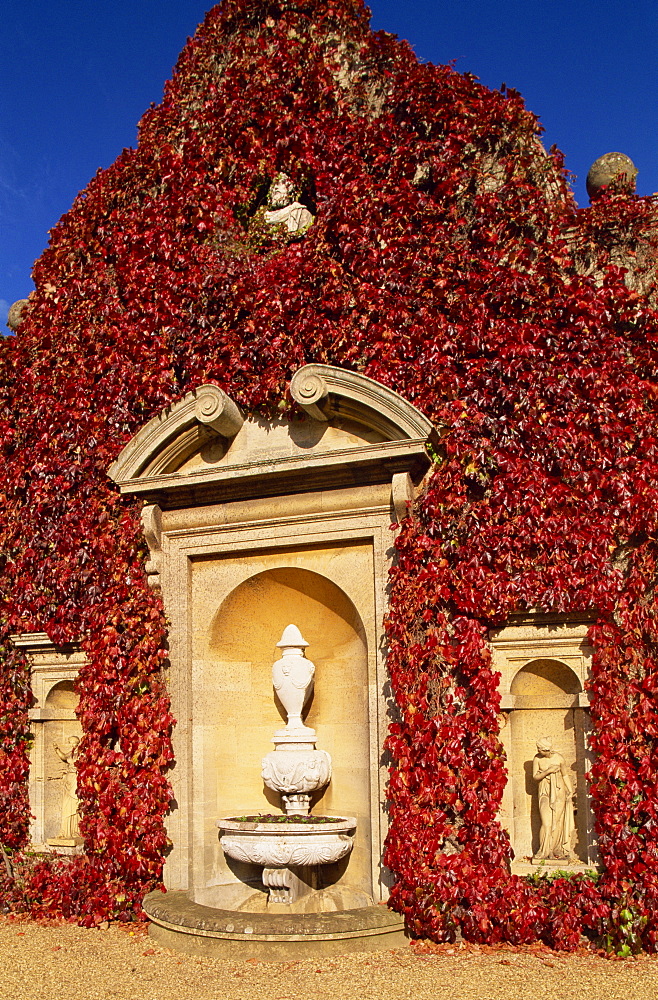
[{"xmin": 1, "ymin": 0, "xmax": 657, "ymax": 949}]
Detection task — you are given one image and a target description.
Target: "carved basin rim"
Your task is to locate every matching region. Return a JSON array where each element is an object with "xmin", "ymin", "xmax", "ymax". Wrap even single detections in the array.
[
  {"xmin": 217, "ymin": 816, "xmax": 356, "ymax": 835},
  {"xmin": 217, "ymin": 816, "xmax": 357, "ymax": 868}
]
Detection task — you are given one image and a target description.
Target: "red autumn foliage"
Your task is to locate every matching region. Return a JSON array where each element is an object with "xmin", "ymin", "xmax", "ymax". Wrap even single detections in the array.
[{"xmin": 1, "ymin": 0, "xmax": 658, "ymax": 949}]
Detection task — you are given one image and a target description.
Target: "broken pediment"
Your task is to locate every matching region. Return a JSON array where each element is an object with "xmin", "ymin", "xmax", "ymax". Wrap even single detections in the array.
[
  {"xmin": 107, "ymin": 383, "xmax": 244, "ymax": 482},
  {"xmin": 108, "ymin": 365, "xmax": 436, "ymax": 509}
]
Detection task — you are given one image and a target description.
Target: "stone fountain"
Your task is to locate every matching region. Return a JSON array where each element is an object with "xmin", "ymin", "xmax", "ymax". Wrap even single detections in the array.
[
  {"xmin": 217, "ymin": 624, "xmax": 361, "ymax": 911},
  {"xmin": 143, "ymin": 624, "xmax": 406, "ymax": 957}
]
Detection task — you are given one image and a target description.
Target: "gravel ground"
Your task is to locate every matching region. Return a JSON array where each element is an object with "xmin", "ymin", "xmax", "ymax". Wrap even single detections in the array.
[{"xmin": 3, "ymin": 917, "xmax": 658, "ymax": 1000}]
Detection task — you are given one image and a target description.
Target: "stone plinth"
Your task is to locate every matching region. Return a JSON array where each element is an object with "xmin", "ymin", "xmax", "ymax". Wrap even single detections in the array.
[{"xmin": 143, "ymin": 890, "xmax": 407, "ymax": 961}]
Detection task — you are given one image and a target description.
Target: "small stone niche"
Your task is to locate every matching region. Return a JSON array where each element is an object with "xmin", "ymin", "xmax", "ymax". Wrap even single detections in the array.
[
  {"xmin": 12, "ymin": 633, "xmax": 86, "ymax": 852},
  {"xmin": 490, "ymin": 617, "xmax": 597, "ymax": 872}
]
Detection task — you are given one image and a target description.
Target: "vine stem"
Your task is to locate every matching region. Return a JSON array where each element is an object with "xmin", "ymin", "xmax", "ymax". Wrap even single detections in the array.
[{"xmin": 0, "ymin": 843, "xmax": 14, "ymax": 881}]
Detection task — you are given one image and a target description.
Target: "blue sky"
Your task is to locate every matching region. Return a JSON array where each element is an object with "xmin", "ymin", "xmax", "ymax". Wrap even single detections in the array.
[{"xmin": 2, "ymin": 1, "xmax": 656, "ymax": 328}]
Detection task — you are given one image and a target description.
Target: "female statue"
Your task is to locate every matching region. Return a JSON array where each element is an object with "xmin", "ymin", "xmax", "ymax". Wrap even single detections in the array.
[
  {"xmin": 52, "ymin": 735, "xmax": 81, "ymax": 840},
  {"xmin": 532, "ymin": 736, "xmax": 576, "ymax": 863}
]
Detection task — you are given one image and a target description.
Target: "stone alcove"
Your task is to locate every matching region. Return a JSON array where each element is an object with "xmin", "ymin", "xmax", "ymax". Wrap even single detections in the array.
[
  {"xmin": 490, "ymin": 618, "xmax": 597, "ymax": 870},
  {"xmin": 11, "ymin": 633, "xmax": 86, "ymax": 851},
  {"xmin": 108, "ymin": 364, "xmax": 436, "ymax": 900},
  {"xmin": 41, "ymin": 680, "xmax": 82, "ymax": 844},
  {"xmin": 195, "ymin": 565, "xmax": 371, "ymax": 899}
]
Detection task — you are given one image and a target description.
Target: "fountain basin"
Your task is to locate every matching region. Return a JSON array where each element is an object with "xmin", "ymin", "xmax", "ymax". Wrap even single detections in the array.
[{"xmin": 217, "ymin": 816, "xmax": 356, "ymax": 868}]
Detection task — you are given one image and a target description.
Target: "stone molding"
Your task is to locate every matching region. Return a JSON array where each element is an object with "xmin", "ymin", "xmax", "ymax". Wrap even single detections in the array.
[
  {"xmin": 108, "ymin": 384, "xmax": 244, "ymax": 484},
  {"xmin": 10, "ymin": 632, "xmax": 82, "ymax": 653},
  {"xmin": 115, "ymin": 439, "xmax": 430, "ymax": 509},
  {"xmin": 108, "ymin": 366, "xmax": 436, "ymax": 510},
  {"xmin": 290, "ymin": 364, "xmax": 437, "ymax": 442},
  {"xmin": 9, "ymin": 633, "xmax": 86, "ymax": 721},
  {"xmin": 489, "ymin": 617, "xmax": 594, "ymax": 707}
]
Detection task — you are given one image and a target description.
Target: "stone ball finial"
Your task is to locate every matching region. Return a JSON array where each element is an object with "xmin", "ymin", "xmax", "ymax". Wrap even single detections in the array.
[
  {"xmin": 7, "ymin": 299, "xmax": 29, "ymax": 331},
  {"xmin": 586, "ymin": 152, "xmax": 637, "ymax": 201}
]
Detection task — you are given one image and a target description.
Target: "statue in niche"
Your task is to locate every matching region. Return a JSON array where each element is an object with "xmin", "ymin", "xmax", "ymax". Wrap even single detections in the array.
[
  {"xmin": 264, "ymin": 173, "xmax": 314, "ymax": 233},
  {"xmin": 51, "ymin": 736, "xmax": 81, "ymax": 840},
  {"xmin": 532, "ymin": 736, "xmax": 576, "ymax": 864}
]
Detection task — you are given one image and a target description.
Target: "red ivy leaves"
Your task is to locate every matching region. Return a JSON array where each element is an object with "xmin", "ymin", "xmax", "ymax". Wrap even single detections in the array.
[{"xmin": 1, "ymin": 0, "xmax": 658, "ymax": 945}]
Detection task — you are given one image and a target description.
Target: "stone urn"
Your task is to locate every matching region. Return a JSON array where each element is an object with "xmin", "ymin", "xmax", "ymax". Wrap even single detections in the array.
[{"xmin": 261, "ymin": 624, "xmax": 332, "ymax": 814}]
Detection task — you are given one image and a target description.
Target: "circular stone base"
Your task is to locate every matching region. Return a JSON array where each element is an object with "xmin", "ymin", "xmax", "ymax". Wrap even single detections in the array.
[{"xmin": 143, "ymin": 889, "xmax": 408, "ymax": 962}]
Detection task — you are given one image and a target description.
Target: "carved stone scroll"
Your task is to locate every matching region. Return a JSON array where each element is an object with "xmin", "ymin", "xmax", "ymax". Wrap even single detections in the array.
[
  {"xmin": 290, "ymin": 368, "xmax": 330, "ymax": 422},
  {"xmin": 141, "ymin": 504, "xmax": 163, "ymax": 593},
  {"xmin": 195, "ymin": 385, "xmax": 244, "ymax": 438}
]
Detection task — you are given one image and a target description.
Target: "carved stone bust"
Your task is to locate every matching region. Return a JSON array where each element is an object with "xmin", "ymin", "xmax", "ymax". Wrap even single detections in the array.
[{"xmin": 264, "ymin": 173, "xmax": 314, "ymax": 233}]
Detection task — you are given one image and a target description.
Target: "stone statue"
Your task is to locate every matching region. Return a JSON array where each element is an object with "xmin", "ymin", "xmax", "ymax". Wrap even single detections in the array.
[
  {"xmin": 52, "ymin": 735, "xmax": 81, "ymax": 840},
  {"xmin": 532, "ymin": 736, "xmax": 576, "ymax": 864},
  {"xmin": 264, "ymin": 173, "xmax": 314, "ymax": 233}
]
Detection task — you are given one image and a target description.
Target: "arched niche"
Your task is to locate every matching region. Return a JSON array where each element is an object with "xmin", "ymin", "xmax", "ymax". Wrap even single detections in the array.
[
  {"xmin": 193, "ymin": 565, "xmax": 373, "ymax": 898},
  {"xmin": 510, "ymin": 658, "xmax": 582, "ymax": 700},
  {"xmin": 44, "ymin": 679, "xmax": 78, "ymax": 710},
  {"xmin": 9, "ymin": 635, "xmax": 87, "ymax": 852},
  {"xmin": 508, "ymin": 658, "xmax": 589, "ymax": 865},
  {"xmin": 489, "ymin": 617, "xmax": 597, "ymax": 870},
  {"xmin": 109, "ymin": 365, "xmax": 435, "ymax": 897},
  {"xmin": 41, "ymin": 681, "xmax": 82, "ymax": 845}
]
